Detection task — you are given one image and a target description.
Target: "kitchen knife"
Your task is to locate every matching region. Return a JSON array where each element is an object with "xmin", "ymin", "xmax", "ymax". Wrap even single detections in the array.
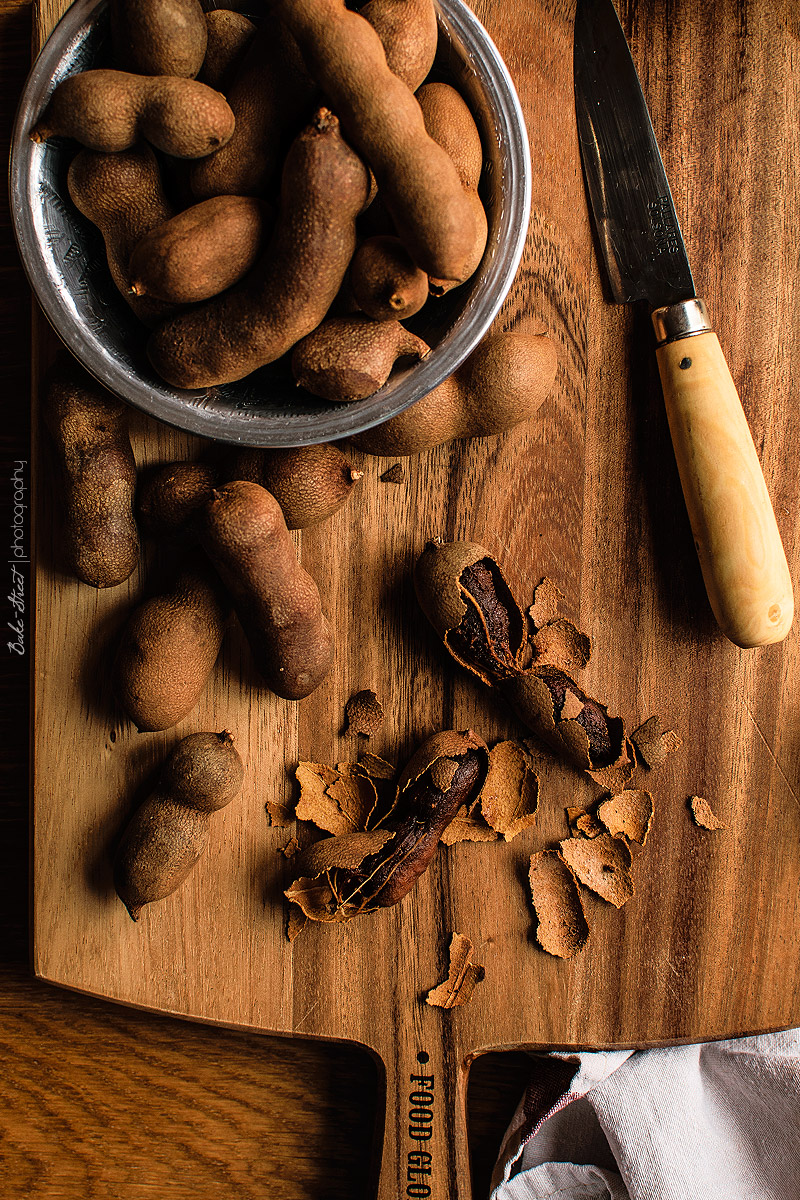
[{"xmin": 574, "ymin": 0, "xmax": 793, "ymax": 648}]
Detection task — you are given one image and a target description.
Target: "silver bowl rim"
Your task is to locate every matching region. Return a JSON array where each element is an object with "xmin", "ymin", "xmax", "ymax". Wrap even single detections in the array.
[{"xmin": 9, "ymin": 0, "xmax": 532, "ymax": 448}]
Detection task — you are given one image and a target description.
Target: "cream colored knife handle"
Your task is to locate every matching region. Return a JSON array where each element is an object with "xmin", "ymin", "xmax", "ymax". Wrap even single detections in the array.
[{"xmin": 652, "ymin": 300, "xmax": 793, "ymax": 648}]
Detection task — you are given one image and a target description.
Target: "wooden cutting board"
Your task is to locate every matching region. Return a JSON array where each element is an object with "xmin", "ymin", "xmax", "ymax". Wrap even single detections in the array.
[{"xmin": 31, "ymin": 1, "xmax": 800, "ymax": 1196}]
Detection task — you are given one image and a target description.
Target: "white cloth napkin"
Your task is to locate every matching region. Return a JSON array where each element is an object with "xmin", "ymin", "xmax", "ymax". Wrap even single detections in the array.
[{"xmin": 490, "ymin": 1030, "xmax": 800, "ymax": 1200}]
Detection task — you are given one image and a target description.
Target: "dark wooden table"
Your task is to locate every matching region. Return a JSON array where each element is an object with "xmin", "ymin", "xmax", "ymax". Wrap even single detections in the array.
[{"xmin": 0, "ymin": 3, "xmax": 531, "ymax": 1195}]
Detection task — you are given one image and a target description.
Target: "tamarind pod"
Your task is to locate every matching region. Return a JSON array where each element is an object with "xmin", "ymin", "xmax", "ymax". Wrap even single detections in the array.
[
  {"xmin": 416, "ymin": 82, "xmax": 483, "ymax": 191},
  {"xmin": 128, "ymin": 195, "xmax": 271, "ymax": 304},
  {"xmin": 360, "ymin": 0, "xmax": 438, "ymax": 91},
  {"xmin": 195, "ymin": 481, "xmax": 335, "ymax": 700},
  {"xmin": 291, "ymin": 315, "xmax": 430, "ymax": 402},
  {"xmin": 30, "ymin": 70, "xmax": 235, "ymax": 159},
  {"xmin": 115, "ymin": 565, "xmax": 229, "ymax": 732},
  {"xmin": 417, "ymin": 82, "xmax": 488, "ymax": 294},
  {"xmin": 113, "ymin": 730, "xmax": 244, "ymax": 920},
  {"xmin": 149, "ymin": 107, "xmax": 370, "ymax": 389},
  {"xmin": 115, "ymin": 797, "xmax": 210, "ymax": 920},
  {"xmin": 271, "ymin": 0, "xmax": 480, "ymax": 281},
  {"xmin": 198, "ymin": 10, "xmax": 257, "ymax": 91},
  {"xmin": 110, "ymin": 0, "xmax": 207, "ymax": 79},
  {"xmin": 349, "ymin": 235, "xmax": 429, "ymax": 322},
  {"xmin": 137, "ymin": 462, "xmax": 219, "ymax": 540},
  {"xmin": 225, "ymin": 443, "xmax": 363, "ymax": 529},
  {"xmin": 350, "ymin": 332, "xmax": 558, "ymax": 456},
  {"xmin": 191, "ymin": 20, "xmax": 316, "ymax": 199},
  {"xmin": 67, "ymin": 145, "xmax": 177, "ymax": 327},
  {"xmin": 428, "ymin": 190, "xmax": 487, "ymax": 295},
  {"xmin": 42, "ymin": 366, "xmax": 139, "ymax": 589}
]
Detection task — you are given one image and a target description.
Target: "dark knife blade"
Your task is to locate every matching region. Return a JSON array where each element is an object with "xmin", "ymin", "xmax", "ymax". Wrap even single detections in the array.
[
  {"xmin": 574, "ymin": 0, "xmax": 694, "ymax": 307},
  {"xmin": 573, "ymin": 0, "xmax": 793, "ymax": 649}
]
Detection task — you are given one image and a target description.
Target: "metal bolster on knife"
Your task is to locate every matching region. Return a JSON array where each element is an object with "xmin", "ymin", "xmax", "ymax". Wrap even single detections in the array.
[{"xmin": 651, "ymin": 298, "xmax": 712, "ymax": 347}]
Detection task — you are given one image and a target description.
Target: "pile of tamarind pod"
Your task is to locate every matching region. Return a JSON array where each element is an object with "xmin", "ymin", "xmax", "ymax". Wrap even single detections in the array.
[
  {"xmin": 413, "ymin": 541, "xmax": 629, "ymax": 775},
  {"xmin": 40, "ymin": 357, "xmax": 361, "ymax": 732},
  {"xmin": 30, "ymin": 0, "xmax": 512, "ymax": 396},
  {"xmin": 126, "ymin": 446, "xmax": 360, "ymax": 731},
  {"xmin": 114, "ymin": 471, "xmax": 337, "ymax": 732}
]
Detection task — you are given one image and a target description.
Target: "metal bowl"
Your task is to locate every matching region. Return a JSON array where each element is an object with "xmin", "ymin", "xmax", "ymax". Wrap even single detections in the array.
[{"xmin": 10, "ymin": 0, "xmax": 531, "ymax": 447}]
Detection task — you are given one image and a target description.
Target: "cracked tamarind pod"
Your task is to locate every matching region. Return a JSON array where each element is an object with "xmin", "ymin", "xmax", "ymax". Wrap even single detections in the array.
[
  {"xmin": 349, "ymin": 730, "xmax": 488, "ymax": 908},
  {"xmin": 414, "ymin": 540, "xmax": 627, "ymax": 771},
  {"xmin": 285, "ymin": 730, "xmax": 489, "ymax": 921}
]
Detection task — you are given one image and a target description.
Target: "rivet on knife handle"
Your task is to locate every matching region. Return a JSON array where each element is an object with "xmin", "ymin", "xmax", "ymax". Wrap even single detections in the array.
[{"xmin": 652, "ymin": 299, "xmax": 794, "ymax": 647}]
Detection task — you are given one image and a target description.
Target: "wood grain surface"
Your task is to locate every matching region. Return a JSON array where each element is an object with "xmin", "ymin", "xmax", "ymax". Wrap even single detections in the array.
[
  {"xmin": 1, "ymin": 3, "xmax": 530, "ymax": 1197},
  {"xmin": 20, "ymin": 0, "xmax": 800, "ymax": 1197}
]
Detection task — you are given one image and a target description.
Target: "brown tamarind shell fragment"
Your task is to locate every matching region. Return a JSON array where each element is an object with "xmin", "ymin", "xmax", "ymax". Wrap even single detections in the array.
[
  {"xmin": 425, "ymin": 932, "xmax": 485, "ymax": 1009},
  {"xmin": 528, "ymin": 850, "xmax": 589, "ymax": 959},
  {"xmin": 597, "ymin": 790, "xmax": 654, "ymax": 845},
  {"xmin": 558, "ymin": 833, "xmax": 634, "ymax": 908}
]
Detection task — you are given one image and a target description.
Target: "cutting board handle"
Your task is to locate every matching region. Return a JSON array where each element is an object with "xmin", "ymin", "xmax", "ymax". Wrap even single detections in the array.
[
  {"xmin": 653, "ymin": 307, "xmax": 794, "ymax": 648},
  {"xmin": 372, "ymin": 1030, "xmax": 472, "ymax": 1200}
]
